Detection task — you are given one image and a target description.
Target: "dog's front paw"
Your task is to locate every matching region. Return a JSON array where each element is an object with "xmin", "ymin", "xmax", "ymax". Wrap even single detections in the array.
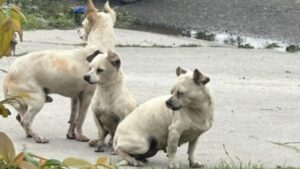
[
  {"xmin": 190, "ymin": 161, "xmax": 205, "ymax": 168},
  {"xmin": 132, "ymin": 160, "xmax": 144, "ymax": 167},
  {"xmin": 66, "ymin": 132, "xmax": 76, "ymax": 139},
  {"xmin": 110, "ymin": 149, "xmax": 117, "ymax": 155},
  {"xmin": 108, "ymin": 137, "xmax": 113, "ymax": 146},
  {"xmin": 89, "ymin": 139, "xmax": 98, "ymax": 147},
  {"xmin": 117, "ymin": 160, "xmax": 129, "ymax": 166},
  {"xmin": 95, "ymin": 146, "xmax": 105, "ymax": 152},
  {"xmin": 34, "ymin": 136, "xmax": 49, "ymax": 144},
  {"xmin": 76, "ymin": 134, "xmax": 89, "ymax": 142},
  {"xmin": 169, "ymin": 161, "xmax": 180, "ymax": 169}
]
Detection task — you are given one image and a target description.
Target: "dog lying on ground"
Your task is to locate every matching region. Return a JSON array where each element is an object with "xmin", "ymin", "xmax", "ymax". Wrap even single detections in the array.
[
  {"xmin": 84, "ymin": 50, "xmax": 137, "ymax": 153},
  {"xmin": 3, "ymin": 0, "xmax": 116, "ymax": 143},
  {"xmin": 113, "ymin": 67, "xmax": 214, "ymax": 169}
]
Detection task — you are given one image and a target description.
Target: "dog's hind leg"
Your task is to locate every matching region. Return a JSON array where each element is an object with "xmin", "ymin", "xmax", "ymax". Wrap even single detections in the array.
[
  {"xmin": 67, "ymin": 97, "xmax": 79, "ymax": 139},
  {"xmin": 115, "ymin": 137, "xmax": 149, "ymax": 167},
  {"xmin": 75, "ymin": 93, "xmax": 91, "ymax": 142},
  {"xmin": 117, "ymin": 148, "xmax": 145, "ymax": 167},
  {"xmin": 14, "ymin": 106, "xmax": 30, "ymax": 137},
  {"xmin": 20, "ymin": 92, "xmax": 47, "ymax": 143}
]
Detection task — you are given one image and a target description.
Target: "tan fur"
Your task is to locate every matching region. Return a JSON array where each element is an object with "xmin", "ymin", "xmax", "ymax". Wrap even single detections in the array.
[
  {"xmin": 113, "ymin": 68, "xmax": 214, "ymax": 168},
  {"xmin": 84, "ymin": 51, "xmax": 137, "ymax": 153},
  {"xmin": 3, "ymin": 1, "xmax": 116, "ymax": 143}
]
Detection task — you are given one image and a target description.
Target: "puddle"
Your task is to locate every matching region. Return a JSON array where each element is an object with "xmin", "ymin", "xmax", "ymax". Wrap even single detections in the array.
[{"xmin": 183, "ymin": 30, "xmax": 299, "ymax": 52}]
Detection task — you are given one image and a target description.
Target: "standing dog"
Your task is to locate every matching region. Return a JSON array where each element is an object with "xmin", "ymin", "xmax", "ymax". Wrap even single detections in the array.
[
  {"xmin": 3, "ymin": 0, "xmax": 116, "ymax": 143},
  {"xmin": 113, "ymin": 67, "xmax": 214, "ymax": 169},
  {"xmin": 84, "ymin": 51, "xmax": 137, "ymax": 153}
]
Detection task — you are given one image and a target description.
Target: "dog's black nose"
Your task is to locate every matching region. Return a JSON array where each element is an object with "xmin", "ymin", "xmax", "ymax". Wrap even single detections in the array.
[
  {"xmin": 165, "ymin": 99, "xmax": 173, "ymax": 108},
  {"xmin": 83, "ymin": 75, "xmax": 90, "ymax": 81}
]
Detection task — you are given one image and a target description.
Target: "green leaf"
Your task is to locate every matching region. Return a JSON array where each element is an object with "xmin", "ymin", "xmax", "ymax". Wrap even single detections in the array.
[
  {"xmin": 63, "ymin": 157, "xmax": 93, "ymax": 169},
  {"xmin": 25, "ymin": 153, "xmax": 39, "ymax": 167},
  {"xmin": 0, "ymin": 132, "xmax": 16, "ymax": 164},
  {"xmin": 0, "ymin": 103, "xmax": 11, "ymax": 118},
  {"xmin": 41, "ymin": 159, "xmax": 63, "ymax": 167}
]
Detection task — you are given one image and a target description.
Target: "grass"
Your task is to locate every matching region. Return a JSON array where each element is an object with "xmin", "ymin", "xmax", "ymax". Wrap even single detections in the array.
[
  {"xmin": 265, "ymin": 43, "xmax": 280, "ymax": 49},
  {"xmin": 286, "ymin": 45, "xmax": 300, "ymax": 53},
  {"xmin": 269, "ymin": 141, "xmax": 300, "ymax": 154},
  {"xmin": 116, "ymin": 43, "xmax": 201, "ymax": 48},
  {"xmin": 115, "ymin": 12, "xmax": 138, "ymax": 29}
]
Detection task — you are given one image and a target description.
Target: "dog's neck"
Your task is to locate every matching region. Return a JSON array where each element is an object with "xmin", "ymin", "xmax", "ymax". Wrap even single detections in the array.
[
  {"xmin": 98, "ymin": 71, "xmax": 123, "ymax": 90},
  {"xmin": 86, "ymin": 20, "xmax": 115, "ymax": 52},
  {"xmin": 183, "ymin": 90, "xmax": 214, "ymax": 129}
]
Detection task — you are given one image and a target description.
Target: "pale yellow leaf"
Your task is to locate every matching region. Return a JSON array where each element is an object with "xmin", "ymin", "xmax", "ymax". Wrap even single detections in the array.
[
  {"xmin": 0, "ymin": 132, "xmax": 16, "ymax": 164},
  {"xmin": 14, "ymin": 152, "xmax": 25, "ymax": 165},
  {"xmin": 96, "ymin": 156, "xmax": 109, "ymax": 165},
  {"xmin": 8, "ymin": 7, "xmax": 27, "ymax": 24},
  {"xmin": 0, "ymin": 8, "xmax": 8, "ymax": 25},
  {"xmin": 63, "ymin": 157, "xmax": 93, "ymax": 169},
  {"xmin": 0, "ymin": 0, "xmax": 4, "ymax": 7},
  {"xmin": 0, "ymin": 27, "xmax": 13, "ymax": 57},
  {"xmin": 16, "ymin": 92, "xmax": 31, "ymax": 99},
  {"xmin": 18, "ymin": 161, "xmax": 39, "ymax": 169}
]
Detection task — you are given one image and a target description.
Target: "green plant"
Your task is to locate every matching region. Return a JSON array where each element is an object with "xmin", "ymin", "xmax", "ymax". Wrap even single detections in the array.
[
  {"xmin": 265, "ymin": 43, "xmax": 280, "ymax": 49},
  {"xmin": 0, "ymin": 92, "xmax": 30, "ymax": 118},
  {"xmin": 286, "ymin": 45, "xmax": 300, "ymax": 53},
  {"xmin": 0, "ymin": 132, "xmax": 116, "ymax": 169},
  {"xmin": 0, "ymin": 0, "xmax": 27, "ymax": 57}
]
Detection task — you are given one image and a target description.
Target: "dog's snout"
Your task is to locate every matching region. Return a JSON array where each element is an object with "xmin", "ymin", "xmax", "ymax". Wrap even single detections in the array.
[
  {"xmin": 83, "ymin": 75, "xmax": 90, "ymax": 82},
  {"xmin": 165, "ymin": 98, "xmax": 181, "ymax": 111},
  {"xmin": 165, "ymin": 99, "xmax": 173, "ymax": 107}
]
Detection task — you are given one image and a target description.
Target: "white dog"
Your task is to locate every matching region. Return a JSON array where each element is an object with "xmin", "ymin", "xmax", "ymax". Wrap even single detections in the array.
[
  {"xmin": 113, "ymin": 67, "xmax": 214, "ymax": 169},
  {"xmin": 84, "ymin": 50, "xmax": 137, "ymax": 153},
  {"xmin": 3, "ymin": 0, "xmax": 116, "ymax": 143}
]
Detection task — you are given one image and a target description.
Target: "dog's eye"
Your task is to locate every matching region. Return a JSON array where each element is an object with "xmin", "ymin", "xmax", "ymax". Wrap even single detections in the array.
[
  {"xmin": 96, "ymin": 68, "xmax": 103, "ymax": 74},
  {"xmin": 177, "ymin": 91, "xmax": 184, "ymax": 97}
]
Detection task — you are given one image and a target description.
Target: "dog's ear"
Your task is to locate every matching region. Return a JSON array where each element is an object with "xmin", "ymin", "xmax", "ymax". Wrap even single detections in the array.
[
  {"xmin": 87, "ymin": 0, "xmax": 97, "ymax": 13},
  {"xmin": 87, "ymin": 50, "xmax": 102, "ymax": 62},
  {"xmin": 176, "ymin": 67, "xmax": 187, "ymax": 76},
  {"xmin": 87, "ymin": 0, "xmax": 98, "ymax": 23},
  {"xmin": 107, "ymin": 50, "xmax": 121, "ymax": 69},
  {"xmin": 87, "ymin": 12, "xmax": 97, "ymax": 23},
  {"xmin": 193, "ymin": 69, "xmax": 210, "ymax": 85}
]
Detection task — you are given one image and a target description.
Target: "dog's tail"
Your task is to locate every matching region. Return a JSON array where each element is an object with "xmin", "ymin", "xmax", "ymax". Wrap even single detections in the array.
[{"xmin": 104, "ymin": 1, "xmax": 117, "ymax": 25}]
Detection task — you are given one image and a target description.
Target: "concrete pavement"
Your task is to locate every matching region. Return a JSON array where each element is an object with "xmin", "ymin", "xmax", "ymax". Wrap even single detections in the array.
[{"xmin": 0, "ymin": 29, "xmax": 299, "ymax": 168}]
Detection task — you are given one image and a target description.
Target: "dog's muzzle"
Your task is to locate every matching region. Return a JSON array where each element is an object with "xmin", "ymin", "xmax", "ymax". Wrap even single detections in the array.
[
  {"xmin": 83, "ymin": 75, "xmax": 95, "ymax": 84},
  {"xmin": 165, "ymin": 98, "xmax": 181, "ymax": 111}
]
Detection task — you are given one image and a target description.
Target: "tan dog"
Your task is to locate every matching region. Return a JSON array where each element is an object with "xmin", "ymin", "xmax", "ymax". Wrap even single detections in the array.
[
  {"xmin": 3, "ymin": 0, "xmax": 116, "ymax": 143},
  {"xmin": 113, "ymin": 67, "xmax": 214, "ymax": 169},
  {"xmin": 83, "ymin": 51, "xmax": 137, "ymax": 153}
]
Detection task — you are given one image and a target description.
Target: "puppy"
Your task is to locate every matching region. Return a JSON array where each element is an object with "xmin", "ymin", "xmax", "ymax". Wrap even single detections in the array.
[
  {"xmin": 84, "ymin": 51, "xmax": 137, "ymax": 153},
  {"xmin": 113, "ymin": 67, "xmax": 213, "ymax": 168},
  {"xmin": 3, "ymin": 0, "xmax": 116, "ymax": 143}
]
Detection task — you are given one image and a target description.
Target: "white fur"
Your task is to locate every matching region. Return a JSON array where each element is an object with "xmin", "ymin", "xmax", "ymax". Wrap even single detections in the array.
[
  {"xmin": 113, "ymin": 68, "xmax": 214, "ymax": 168},
  {"xmin": 3, "ymin": 2, "xmax": 116, "ymax": 143},
  {"xmin": 84, "ymin": 52, "xmax": 137, "ymax": 153}
]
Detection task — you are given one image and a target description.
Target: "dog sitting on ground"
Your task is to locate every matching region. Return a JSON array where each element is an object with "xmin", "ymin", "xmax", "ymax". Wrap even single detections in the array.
[
  {"xmin": 113, "ymin": 67, "xmax": 214, "ymax": 169},
  {"xmin": 84, "ymin": 50, "xmax": 137, "ymax": 153},
  {"xmin": 3, "ymin": 0, "xmax": 116, "ymax": 143}
]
